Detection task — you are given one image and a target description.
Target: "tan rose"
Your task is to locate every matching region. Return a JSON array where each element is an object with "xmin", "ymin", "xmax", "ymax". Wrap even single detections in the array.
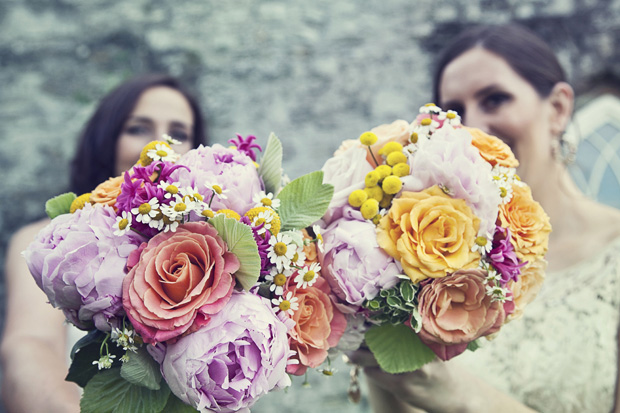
[
  {"xmin": 90, "ymin": 176, "xmax": 123, "ymax": 209},
  {"xmin": 333, "ymin": 139, "xmax": 361, "ymax": 157},
  {"xmin": 377, "ymin": 186, "xmax": 480, "ymax": 282},
  {"xmin": 499, "ymin": 184, "xmax": 551, "ymax": 264},
  {"xmin": 466, "ymin": 127, "xmax": 519, "ymax": 168},
  {"xmin": 507, "ymin": 258, "xmax": 546, "ymax": 321}
]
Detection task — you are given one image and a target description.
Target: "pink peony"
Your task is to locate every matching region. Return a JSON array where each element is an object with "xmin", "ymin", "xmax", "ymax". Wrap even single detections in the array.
[
  {"xmin": 416, "ymin": 268, "xmax": 507, "ymax": 360},
  {"xmin": 122, "ymin": 221, "xmax": 239, "ymax": 343}
]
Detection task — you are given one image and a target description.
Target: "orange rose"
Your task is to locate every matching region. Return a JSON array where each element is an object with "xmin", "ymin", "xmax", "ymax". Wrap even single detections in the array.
[
  {"xmin": 417, "ymin": 268, "xmax": 507, "ymax": 360},
  {"xmin": 286, "ymin": 278, "xmax": 346, "ymax": 375},
  {"xmin": 499, "ymin": 184, "xmax": 551, "ymax": 264},
  {"xmin": 466, "ymin": 127, "xmax": 519, "ymax": 168},
  {"xmin": 377, "ymin": 186, "xmax": 480, "ymax": 282},
  {"xmin": 507, "ymin": 258, "xmax": 546, "ymax": 321},
  {"xmin": 301, "ymin": 228, "xmax": 318, "ymax": 263},
  {"xmin": 90, "ymin": 176, "xmax": 123, "ymax": 209}
]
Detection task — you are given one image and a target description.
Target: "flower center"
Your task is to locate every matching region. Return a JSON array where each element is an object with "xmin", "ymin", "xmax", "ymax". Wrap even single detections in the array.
[
  {"xmin": 202, "ymin": 209, "xmax": 214, "ymax": 218},
  {"xmin": 261, "ymin": 197, "xmax": 272, "ymax": 206},
  {"xmin": 255, "ymin": 217, "xmax": 266, "ymax": 226},
  {"xmin": 279, "ymin": 300, "xmax": 291, "ymax": 311},
  {"xmin": 420, "ymin": 118, "xmax": 432, "ymax": 126},
  {"xmin": 292, "ymin": 252, "xmax": 299, "ymax": 262},
  {"xmin": 274, "ymin": 242, "xmax": 288, "ymax": 256},
  {"xmin": 174, "ymin": 203, "xmax": 187, "ymax": 212},
  {"xmin": 193, "ymin": 193, "xmax": 204, "ymax": 201},
  {"xmin": 303, "ymin": 270, "xmax": 315, "ymax": 282},
  {"xmin": 212, "ymin": 185, "xmax": 223, "ymax": 195},
  {"xmin": 118, "ymin": 218, "xmax": 129, "ymax": 230},
  {"xmin": 156, "ymin": 149, "xmax": 168, "ymax": 157},
  {"xmin": 138, "ymin": 203, "xmax": 151, "ymax": 215},
  {"xmin": 274, "ymin": 273, "xmax": 287, "ymax": 286},
  {"xmin": 475, "ymin": 236, "xmax": 488, "ymax": 247},
  {"xmin": 166, "ymin": 185, "xmax": 179, "ymax": 194},
  {"xmin": 500, "ymin": 187, "xmax": 508, "ymax": 198},
  {"xmin": 446, "ymin": 112, "xmax": 457, "ymax": 119}
]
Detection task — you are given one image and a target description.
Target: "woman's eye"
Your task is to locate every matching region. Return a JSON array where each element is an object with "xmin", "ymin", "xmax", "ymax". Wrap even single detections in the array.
[
  {"xmin": 481, "ymin": 93, "xmax": 511, "ymax": 112},
  {"xmin": 126, "ymin": 125, "xmax": 151, "ymax": 136},
  {"xmin": 168, "ymin": 130, "xmax": 190, "ymax": 142},
  {"xmin": 444, "ymin": 103, "xmax": 465, "ymax": 119}
]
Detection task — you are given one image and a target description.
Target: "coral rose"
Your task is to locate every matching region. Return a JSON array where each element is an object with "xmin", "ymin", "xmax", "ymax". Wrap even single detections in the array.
[
  {"xmin": 466, "ymin": 127, "xmax": 519, "ymax": 168},
  {"xmin": 377, "ymin": 186, "xmax": 481, "ymax": 282},
  {"xmin": 417, "ymin": 268, "xmax": 507, "ymax": 361},
  {"xmin": 507, "ymin": 258, "xmax": 546, "ymax": 321},
  {"xmin": 286, "ymin": 277, "xmax": 346, "ymax": 375},
  {"xmin": 122, "ymin": 221, "xmax": 239, "ymax": 343},
  {"xmin": 498, "ymin": 184, "xmax": 551, "ymax": 264},
  {"xmin": 90, "ymin": 176, "xmax": 124, "ymax": 209}
]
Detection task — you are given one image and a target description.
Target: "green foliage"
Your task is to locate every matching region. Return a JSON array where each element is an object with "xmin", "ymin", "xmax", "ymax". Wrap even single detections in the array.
[
  {"xmin": 208, "ymin": 214, "xmax": 261, "ymax": 290},
  {"xmin": 277, "ymin": 171, "xmax": 334, "ymax": 231},
  {"xmin": 364, "ymin": 280, "xmax": 420, "ymax": 327},
  {"xmin": 257, "ymin": 133, "xmax": 283, "ymax": 195},
  {"xmin": 162, "ymin": 394, "xmax": 199, "ymax": 412},
  {"xmin": 120, "ymin": 347, "xmax": 162, "ymax": 391},
  {"xmin": 467, "ymin": 339, "xmax": 481, "ymax": 352},
  {"xmin": 66, "ymin": 330, "xmax": 123, "ymax": 388},
  {"xmin": 365, "ymin": 323, "xmax": 436, "ymax": 374},
  {"xmin": 80, "ymin": 369, "xmax": 170, "ymax": 413},
  {"xmin": 45, "ymin": 192, "xmax": 76, "ymax": 219}
]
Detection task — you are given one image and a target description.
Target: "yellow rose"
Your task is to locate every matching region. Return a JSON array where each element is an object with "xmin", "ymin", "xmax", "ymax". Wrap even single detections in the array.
[
  {"xmin": 507, "ymin": 259, "xmax": 547, "ymax": 322},
  {"xmin": 466, "ymin": 127, "xmax": 519, "ymax": 168},
  {"xmin": 377, "ymin": 186, "xmax": 480, "ymax": 282},
  {"xmin": 499, "ymin": 184, "xmax": 551, "ymax": 264}
]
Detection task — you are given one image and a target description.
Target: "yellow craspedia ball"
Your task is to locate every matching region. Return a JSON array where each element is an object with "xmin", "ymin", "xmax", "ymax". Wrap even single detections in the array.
[
  {"xmin": 359, "ymin": 131, "xmax": 378, "ymax": 146},
  {"xmin": 382, "ymin": 175, "xmax": 403, "ymax": 195},
  {"xmin": 392, "ymin": 162, "xmax": 410, "ymax": 177},
  {"xmin": 386, "ymin": 151, "xmax": 407, "ymax": 166},
  {"xmin": 70, "ymin": 193, "xmax": 92, "ymax": 213},
  {"xmin": 244, "ymin": 206, "xmax": 281, "ymax": 235},
  {"xmin": 365, "ymin": 171, "xmax": 380, "ymax": 187},
  {"xmin": 372, "ymin": 214, "xmax": 382, "ymax": 225},
  {"xmin": 349, "ymin": 189, "xmax": 368, "ymax": 208},
  {"xmin": 364, "ymin": 186, "xmax": 384, "ymax": 202},
  {"xmin": 379, "ymin": 194, "xmax": 393, "ymax": 209},
  {"xmin": 216, "ymin": 209, "xmax": 241, "ymax": 220},
  {"xmin": 360, "ymin": 199, "xmax": 379, "ymax": 220},
  {"xmin": 374, "ymin": 164, "xmax": 392, "ymax": 180},
  {"xmin": 378, "ymin": 141, "xmax": 403, "ymax": 156},
  {"xmin": 139, "ymin": 140, "xmax": 170, "ymax": 166}
]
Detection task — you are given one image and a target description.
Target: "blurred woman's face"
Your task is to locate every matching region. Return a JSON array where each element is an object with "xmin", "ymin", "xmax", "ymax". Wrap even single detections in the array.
[
  {"xmin": 438, "ymin": 47, "xmax": 555, "ymax": 166},
  {"xmin": 115, "ymin": 86, "xmax": 194, "ymax": 175}
]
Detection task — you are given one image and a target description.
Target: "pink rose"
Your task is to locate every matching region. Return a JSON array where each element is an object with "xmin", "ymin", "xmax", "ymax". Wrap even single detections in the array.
[
  {"xmin": 416, "ymin": 269, "xmax": 506, "ymax": 360},
  {"xmin": 122, "ymin": 221, "xmax": 239, "ymax": 343},
  {"xmin": 286, "ymin": 278, "xmax": 347, "ymax": 375}
]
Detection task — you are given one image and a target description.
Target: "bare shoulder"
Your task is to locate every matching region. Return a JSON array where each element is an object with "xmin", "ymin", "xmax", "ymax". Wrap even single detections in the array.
[{"xmin": 8, "ymin": 219, "xmax": 51, "ymax": 249}]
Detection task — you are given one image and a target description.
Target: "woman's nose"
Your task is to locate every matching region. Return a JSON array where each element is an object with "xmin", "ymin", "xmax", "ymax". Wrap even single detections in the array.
[{"xmin": 462, "ymin": 110, "xmax": 490, "ymax": 133}]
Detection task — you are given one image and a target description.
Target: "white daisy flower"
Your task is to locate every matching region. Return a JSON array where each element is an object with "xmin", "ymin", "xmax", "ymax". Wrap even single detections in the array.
[
  {"xmin": 438, "ymin": 110, "xmax": 461, "ymax": 126},
  {"xmin": 93, "ymin": 354, "xmax": 116, "ymax": 370},
  {"xmin": 147, "ymin": 143, "xmax": 176, "ymax": 163},
  {"xmin": 271, "ymin": 291, "xmax": 299, "ymax": 316},
  {"xmin": 267, "ymin": 233, "xmax": 296, "ymax": 271},
  {"xmin": 290, "ymin": 247, "xmax": 306, "ymax": 268},
  {"xmin": 419, "ymin": 103, "xmax": 442, "ymax": 115},
  {"xmin": 253, "ymin": 191, "xmax": 281, "ymax": 209},
  {"xmin": 113, "ymin": 211, "xmax": 133, "ymax": 236},
  {"xmin": 312, "ymin": 225, "xmax": 324, "ymax": 253},
  {"xmin": 472, "ymin": 233, "xmax": 494, "ymax": 254},
  {"xmin": 251, "ymin": 210, "xmax": 274, "ymax": 235},
  {"xmin": 265, "ymin": 268, "xmax": 293, "ymax": 296},
  {"xmin": 158, "ymin": 181, "xmax": 182, "ymax": 199},
  {"xmin": 163, "ymin": 134, "xmax": 182, "ymax": 146},
  {"xmin": 131, "ymin": 198, "xmax": 160, "ymax": 224},
  {"xmin": 205, "ymin": 181, "xmax": 228, "ymax": 200},
  {"xmin": 294, "ymin": 262, "xmax": 321, "ymax": 289}
]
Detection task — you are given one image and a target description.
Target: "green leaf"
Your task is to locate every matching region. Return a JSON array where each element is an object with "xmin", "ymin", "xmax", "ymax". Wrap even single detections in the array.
[
  {"xmin": 120, "ymin": 347, "xmax": 162, "ymax": 390},
  {"xmin": 277, "ymin": 171, "xmax": 334, "ymax": 231},
  {"xmin": 67, "ymin": 330, "xmax": 124, "ymax": 388},
  {"xmin": 257, "ymin": 132, "xmax": 283, "ymax": 195},
  {"xmin": 365, "ymin": 323, "xmax": 436, "ymax": 374},
  {"xmin": 399, "ymin": 281, "xmax": 415, "ymax": 302},
  {"xmin": 467, "ymin": 339, "xmax": 481, "ymax": 352},
  {"xmin": 386, "ymin": 296, "xmax": 403, "ymax": 308},
  {"xmin": 45, "ymin": 192, "xmax": 77, "ymax": 219},
  {"xmin": 80, "ymin": 369, "xmax": 170, "ymax": 413},
  {"xmin": 163, "ymin": 394, "xmax": 199, "ymax": 412},
  {"xmin": 208, "ymin": 214, "xmax": 261, "ymax": 290}
]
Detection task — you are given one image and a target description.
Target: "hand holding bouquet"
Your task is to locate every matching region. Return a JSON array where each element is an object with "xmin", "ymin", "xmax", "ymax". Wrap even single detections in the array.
[{"xmin": 318, "ymin": 104, "xmax": 550, "ymax": 372}]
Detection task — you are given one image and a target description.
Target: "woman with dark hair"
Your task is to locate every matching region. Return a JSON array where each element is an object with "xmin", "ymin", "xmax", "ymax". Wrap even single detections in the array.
[
  {"xmin": 0, "ymin": 74, "xmax": 207, "ymax": 412},
  {"xmin": 352, "ymin": 23, "xmax": 620, "ymax": 412}
]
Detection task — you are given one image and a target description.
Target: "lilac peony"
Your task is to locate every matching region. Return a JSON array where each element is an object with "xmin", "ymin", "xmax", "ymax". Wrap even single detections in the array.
[
  {"xmin": 171, "ymin": 144, "xmax": 263, "ymax": 215},
  {"xmin": 319, "ymin": 217, "xmax": 401, "ymax": 306},
  {"xmin": 23, "ymin": 204, "xmax": 142, "ymax": 331},
  {"xmin": 159, "ymin": 291, "xmax": 292, "ymax": 413},
  {"xmin": 402, "ymin": 127, "xmax": 501, "ymax": 236}
]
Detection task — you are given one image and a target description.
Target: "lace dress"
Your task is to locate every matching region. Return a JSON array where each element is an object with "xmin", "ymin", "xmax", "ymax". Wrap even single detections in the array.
[{"xmin": 457, "ymin": 237, "xmax": 620, "ymax": 413}]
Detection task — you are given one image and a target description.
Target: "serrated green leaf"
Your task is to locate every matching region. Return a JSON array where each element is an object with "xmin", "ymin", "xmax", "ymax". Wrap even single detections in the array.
[
  {"xmin": 257, "ymin": 133, "xmax": 283, "ymax": 195},
  {"xmin": 120, "ymin": 347, "xmax": 162, "ymax": 390},
  {"xmin": 208, "ymin": 215, "xmax": 260, "ymax": 290},
  {"xmin": 163, "ymin": 394, "xmax": 199, "ymax": 412},
  {"xmin": 365, "ymin": 323, "xmax": 436, "ymax": 374},
  {"xmin": 276, "ymin": 171, "xmax": 334, "ymax": 231},
  {"xmin": 45, "ymin": 192, "xmax": 77, "ymax": 219},
  {"xmin": 81, "ymin": 369, "xmax": 170, "ymax": 413}
]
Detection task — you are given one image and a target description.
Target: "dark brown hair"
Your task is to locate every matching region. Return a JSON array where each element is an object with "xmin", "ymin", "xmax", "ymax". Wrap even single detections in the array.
[
  {"xmin": 70, "ymin": 74, "xmax": 207, "ymax": 194},
  {"xmin": 432, "ymin": 23, "xmax": 567, "ymax": 104}
]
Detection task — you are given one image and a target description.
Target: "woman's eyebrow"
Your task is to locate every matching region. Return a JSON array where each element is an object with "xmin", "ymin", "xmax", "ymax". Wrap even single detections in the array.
[
  {"xmin": 126, "ymin": 116, "xmax": 154, "ymax": 125},
  {"xmin": 474, "ymin": 84, "xmax": 501, "ymax": 98},
  {"xmin": 169, "ymin": 120, "xmax": 192, "ymax": 129}
]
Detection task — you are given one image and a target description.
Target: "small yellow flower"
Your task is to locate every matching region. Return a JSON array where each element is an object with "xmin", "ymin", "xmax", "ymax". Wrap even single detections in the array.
[
  {"xmin": 379, "ymin": 194, "xmax": 393, "ymax": 209},
  {"xmin": 70, "ymin": 193, "xmax": 92, "ymax": 213},
  {"xmin": 365, "ymin": 171, "xmax": 380, "ymax": 187},
  {"xmin": 392, "ymin": 163, "xmax": 410, "ymax": 177},
  {"xmin": 378, "ymin": 142, "xmax": 403, "ymax": 156},
  {"xmin": 360, "ymin": 199, "xmax": 379, "ymax": 220},
  {"xmin": 364, "ymin": 186, "xmax": 384, "ymax": 202},
  {"xmin": 374, "ymin": 164, "xmax": 392, "ymax": 180},
  {"xmin": 382, "ymin": 175, "xmax": 403, "ymax": 195},
  {"xmin": 359, "ymin": 131, "xmax": 378, "ymax": 146},
  {"xmin": 348, "ymin": 189, "xmax": 368, "ymax": 208},
  {"xmin": 244, "ymin": 206, "xmax": 281, "ymax": 235},
  {"xmin": 386, "ymin": 151, "xmax": 407, "ymax": 166},
  {"xmin": 216, "ymin": 209, "xmax": 241, "ymax": 220}
]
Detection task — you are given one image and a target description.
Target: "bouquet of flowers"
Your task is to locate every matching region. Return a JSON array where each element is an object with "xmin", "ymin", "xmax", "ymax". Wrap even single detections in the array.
[
  {"xmin": 317, "ymin": 104, "xmax": 551, "ymax": 373},
  {"xmin": 24, "ymin": 133, "xmax": 341, "ymax": 412}
]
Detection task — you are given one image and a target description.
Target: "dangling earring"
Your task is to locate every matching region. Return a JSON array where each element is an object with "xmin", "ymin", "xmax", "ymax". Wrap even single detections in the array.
[{"xmin": 551, "ymin": 131, "xmax": 577, "ymax": 165}]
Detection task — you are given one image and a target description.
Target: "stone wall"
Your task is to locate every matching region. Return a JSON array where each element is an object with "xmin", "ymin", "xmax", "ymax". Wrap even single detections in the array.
[{"xmin": 1, "ymin": 0, "xmax": 619, "ymax": 410}]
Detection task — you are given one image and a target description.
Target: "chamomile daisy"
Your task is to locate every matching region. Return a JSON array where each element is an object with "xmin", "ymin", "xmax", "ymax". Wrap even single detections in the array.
[
  {"xmin": 312, "ymin": 225, "xmax": 324, "ymax": 253},
  {"xmin": 147, "ymin": 143, "xmax": 176, "ymax": 163},
  {"xmin": 272, "ymin": 291, "xmax": 299, "ymax": 316},
  {"xmin": 267, "ymin": 233, "xmax": 296, "ymax": 270},
  {"xmin": 205, "ymin": 181, "xmax": 228, "ymax": 200},
  {"xmin": 265, "ymin": 267, "xmax": 293, "ymax": 296},
  {"xmin": 114, "ymin": 211, "xmax": 133, "ymax": 236},
  {"xmin": 253, "ymin": 191, "xmax": 281, "ymax": 209},
  {"xmin": 294, "ymin": 262, "xmax": 321, "ymax": 289},
  {"xmin": 131, "ymin": 198, "xmax": 160, "ymax": 224},
  {"xmin": 163, "ymin": 134, "xmax": 182, "ymax": 146},
  {"xmin": 419, "ymin": 103, "xmax": 442, "ymax": 115},
  {"xmin": 158, "ymin": 181, "xmax": 181, "ymax": 199},
  {"xmin": 472, "ymin": 233, "xmax": 493, "ymax": 254}
]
